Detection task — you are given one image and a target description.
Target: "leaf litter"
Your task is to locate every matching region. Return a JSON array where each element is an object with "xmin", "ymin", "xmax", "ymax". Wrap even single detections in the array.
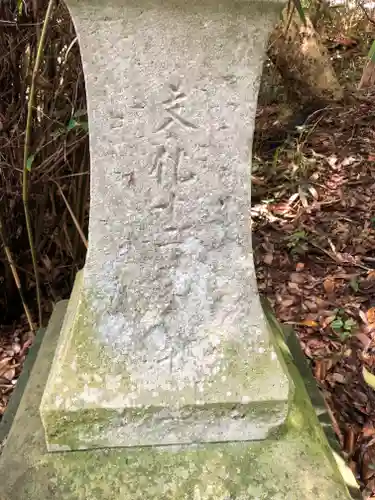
[{"xmin": 253, "ymin": 91, "xmax": 375, "ymax": 498}]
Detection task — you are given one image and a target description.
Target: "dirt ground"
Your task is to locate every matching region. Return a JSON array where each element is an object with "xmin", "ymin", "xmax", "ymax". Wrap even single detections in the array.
[{"xmin": 253, "ymin": 88, "xmax": 375, "ymax": 498}]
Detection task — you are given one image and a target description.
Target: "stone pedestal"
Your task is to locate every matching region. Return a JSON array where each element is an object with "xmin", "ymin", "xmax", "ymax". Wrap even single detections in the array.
[
  {"xmin": 0, "ymin": 300, "xmax": 358, "ymax": 498},
  {"xmin": 40, "ymin": 0, "xmax": 289, "ymax": 451}
]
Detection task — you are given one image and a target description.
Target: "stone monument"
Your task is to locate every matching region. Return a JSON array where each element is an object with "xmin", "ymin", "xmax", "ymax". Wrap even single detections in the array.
[
  {"xmin": 0, "ymin": 0, "xmax": 359, "ymax": 498},
  {"xmin": 40, "ymin": 0, "xmax": 290, "ymax": 451}
]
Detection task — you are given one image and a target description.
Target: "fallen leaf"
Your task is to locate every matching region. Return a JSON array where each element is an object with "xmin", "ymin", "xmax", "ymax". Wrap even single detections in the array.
[
  {"xmin": 304, "ymin": 300, "xmax": 318, "ymax": 312},
  {"xmin": 290, "ymin": 272, "xmax": 305, "ymax": 284},
  {"xmin": 332, "ymin": 372, "xmax": 346, "ymax": 384},
  {"xmin": 288, "ymin": 282, "xmax": 300, "ymax": 293},
  {"xmin": 322, "ymin": 315, "xmax": 336, "ymax": 328},
  {"xmin": 367, "ymin": 307, "xmax": 375, "ymax": 325},
  {"xmin": 360, "ymin": 309, "xmax": 369, "ymax": 324},
  {"xmin": 301, "ymin": 319, "xmax": 319, "ymax": 327},
  {"xmin": 281, "ymin": 298, "xmax": 295, "ymax": 308},
  {"xmin": 363, "ymin": 366, "xmax": 375, "ymax": 390},
  {"xmin": 356, "ymin": 333, "xmax": 372, "ymax": 348},
  {"xmin": 307, "ymin": 185, "xmax": 319, "ymax": 200},
  {"xmin": 269, "ymin": 203, "xmax": 291, "ymax": 215},
  {"xmin": 323, "ymin": 277, "xmax": 335, "ymax": 295},
  {"xmin": 1, "ymin": 367, "xmax": 15, "ymax": 381},
  {"xmin": 0, "ymin": 357, "xmax": 13, "ymax": 377},
  {"xmin": 263, "ymin": 253, "xmax": 273, "ymax": 265},
  {"xmin": 251, "ymin": 175, "xmax": 265, "ymax": 185},
  {"xmin": 363, "ymin": 425, "xmax": 375, "ymax": 438}
]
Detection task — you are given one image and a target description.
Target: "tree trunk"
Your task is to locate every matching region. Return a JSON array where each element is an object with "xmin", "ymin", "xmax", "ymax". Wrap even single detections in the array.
[{"xmin": 267, "ymin": 4, "xmax": 344, "ymax": 110}]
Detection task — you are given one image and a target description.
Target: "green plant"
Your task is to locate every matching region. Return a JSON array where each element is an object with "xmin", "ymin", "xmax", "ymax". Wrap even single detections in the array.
[
  {"xmin": 286, "ymin": 230, "xmax": 308, "ymax": 254},
  {"xmin": 331, "ymin": 309, "xmax": 357, "ymax": 340}
]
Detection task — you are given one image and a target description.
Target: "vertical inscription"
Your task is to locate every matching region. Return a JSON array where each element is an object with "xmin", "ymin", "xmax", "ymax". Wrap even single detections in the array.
[
  {"xmin": 150, "ymin": 83, "xmax": 196, "ymax": 190},
  {"xmin": 149, "ymin": 83, "xmax": 197, "ymax": 225}
]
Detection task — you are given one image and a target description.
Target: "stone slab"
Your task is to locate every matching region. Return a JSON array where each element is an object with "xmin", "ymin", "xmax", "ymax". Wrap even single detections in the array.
[
  {"xmin": 41, "ymin": 272, "xmax": 288, "ymax": 451},
  {"xmin": 40, "ymin": 0, "xmax": 289, "ymax": 450},
  {"xmin": 0, "ymin": 300, "xmax": 359, "ymax": 499}
]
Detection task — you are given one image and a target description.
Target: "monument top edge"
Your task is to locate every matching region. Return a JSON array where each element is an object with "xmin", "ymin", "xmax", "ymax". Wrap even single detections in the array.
[{"xmin": 64, "ymin": 0, "xmax": 285, "ymax": 9}]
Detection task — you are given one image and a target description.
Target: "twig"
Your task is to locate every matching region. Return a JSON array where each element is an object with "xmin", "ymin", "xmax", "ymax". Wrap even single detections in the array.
[
  {"xmin": 0, "ymin": 215, "xmax": 34, "ymax": 333},
  {"xmin": 356, "ymin": 0, "xmax": 375, "ymax": 26},
  {"xmin": 308, "ymin": 240, "xmax": 371, "ymax": 271},
  {"xmin": 0, "ymin": 20, "xmax": 44, "ymax": 26},
  {"xmin": 54, "ymin": 181, "xmax": 88, "ymax": 249},
  {"xmin": 22, "ymin": 0, "xmax": 55, "ymax": 327},
  {"xmin": 284, "ymin": 0, "xmax": 296, "ymax": 37}
]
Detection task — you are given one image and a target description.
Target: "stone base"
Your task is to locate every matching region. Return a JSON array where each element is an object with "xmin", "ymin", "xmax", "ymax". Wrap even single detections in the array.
[
  {"xmin": 40, "ymin": 272, "xmax": 289, "ymax": 451},
  {"xmin": 0, "ymin": 301, "xmax": 359, "ymax": 499}
]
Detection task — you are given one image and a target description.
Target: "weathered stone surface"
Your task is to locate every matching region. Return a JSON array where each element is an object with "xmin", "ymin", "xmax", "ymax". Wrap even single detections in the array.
[
  {"xmin": 0, "ymin": 301, "xmax": 358, "ymax": 499},
  {"xmin": 40, "ymin": 0, "xmax": 290, "ymax": 450}
]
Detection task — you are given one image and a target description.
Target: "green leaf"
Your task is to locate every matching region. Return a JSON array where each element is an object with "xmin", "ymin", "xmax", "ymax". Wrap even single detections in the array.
[
  {"xmin": 290, "ymin": 230, "xmax": 307, "ymax": 242},
  {"xmin": 331, "ymin": 318, "xmax": 343, "ymax": 331},
  {"xmin": 339, "ymin": 330, "xmax": 352, "ymax": 341},
  {"xmin": 67, "ymin": 118, "xmax": 88, "ymax": 133},
  {"xmin": 67, "ymin": 118, "xmax": 78, "ymax": 131},
  {"xmin": 344, "ymin": 318, "xmax": 357, "ymax": 331},
  {"xmin": 368, "ymin": 40, "xmax": 375, "ymax": 63},
  {"xmin": 26, "ymin": 155, "xmax": 35, "ymax": 172},
  {"xmin": 292, "ymin": 0, "xmax": 307, "ymax": 25}
]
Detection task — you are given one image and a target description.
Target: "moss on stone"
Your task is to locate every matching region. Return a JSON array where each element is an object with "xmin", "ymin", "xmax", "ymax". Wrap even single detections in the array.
[{"xmin": 0, "ymin": 299, "xmax": 359, "ymax": 499}]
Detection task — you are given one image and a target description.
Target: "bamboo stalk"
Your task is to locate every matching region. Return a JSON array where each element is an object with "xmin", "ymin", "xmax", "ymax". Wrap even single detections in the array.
[{"xmin": 22, "ymin": 0, "xmax": 55, "ymax": 327}]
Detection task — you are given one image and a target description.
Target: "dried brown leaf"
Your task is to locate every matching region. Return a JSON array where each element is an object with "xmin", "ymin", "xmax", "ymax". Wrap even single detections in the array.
[
  {"xmin": 290, "ymin": 272, "xmax": 305, "ymax": 284},
  {"xmin": 363, "ymin": 425, "xmax": 375, "ymax": 438},
  {"xmin": 304, "ymin": 300, "xmax": 318, "ymax": 312},
  {"xmin": 263, "ymin": 253, "xmax": 273, "ymax": 265},
  {"xmin": 300, "ymin": 319, "xmax": 319, "ymax": 327},
  {"xmin": 0, "ymin": 357, "xmax": 13, "ymax": 376},
  {"xmin": 281, "ymin": 298, "xmax": 295, "ymax": 308},
  {"xmin": 360, "ymin": 309, "xmax": 369, "ymax": 324},
  {"xmin": 367, "ymin": 307, "xmax": 375, "ymax": 325},
  {"xmin": 288, "ymin": 282, "xmax": 300, "ymax": 293},
  {"xmin": 323, "ymin": 277, "xmax": 335, "ymax": 295},
  {"xmin": 332, "ymin": 372, "xmax": 346, "ymax": 384},
  {"xmin": 356, "ymin": 333, "xmax": 372, "ymax": 348},
  {"xmin": 307, "ymin": 185, "xmax": 319, "ymax": 200},
  {"xmin": 322, "ymin": 315, "xmax": 336, "ymax": 328},
  {"xmin": 2, "ymin": 367, "xmax": 15, "ymax": 381}
]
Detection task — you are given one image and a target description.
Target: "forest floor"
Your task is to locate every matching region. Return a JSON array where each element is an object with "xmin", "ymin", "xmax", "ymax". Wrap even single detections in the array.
[{"xmin": 253, "ymin": 86, "xmax": 375, "ymax": 497}]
